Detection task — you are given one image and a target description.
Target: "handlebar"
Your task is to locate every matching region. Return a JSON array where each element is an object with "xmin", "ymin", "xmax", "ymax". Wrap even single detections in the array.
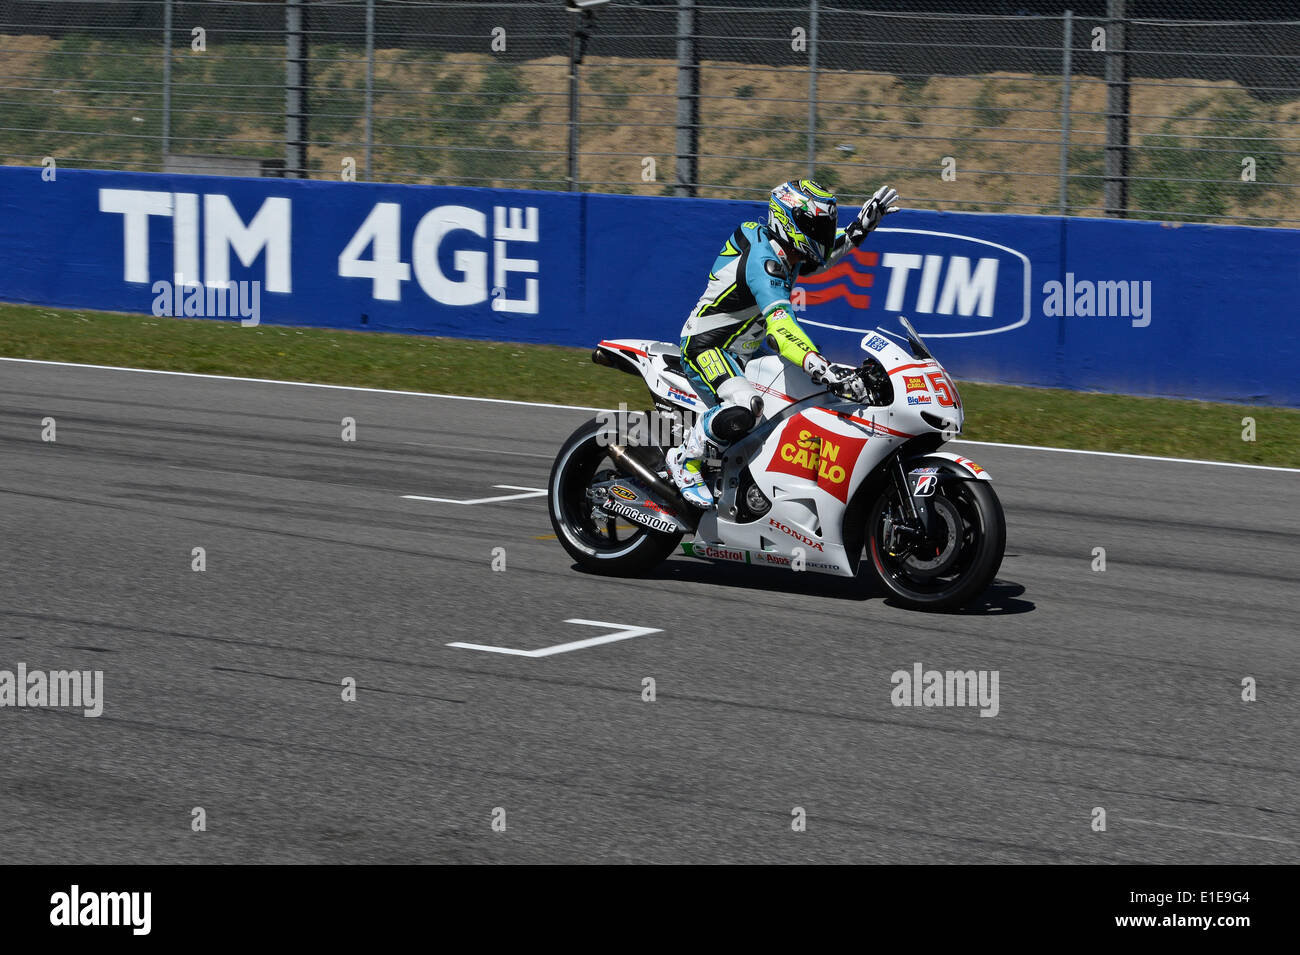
[{"xmin": 828, "ymin": 357, "xmax": 893, "ymax": 405}]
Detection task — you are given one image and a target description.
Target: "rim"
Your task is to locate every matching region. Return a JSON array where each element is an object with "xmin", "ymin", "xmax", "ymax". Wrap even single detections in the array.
[
  {"xmin": 554, "ymin": 434, "xmax": 652, "ymax": 558},
  {"xmin": 869, "ymin": 481, "xmax": 986, "ymax": 599}
]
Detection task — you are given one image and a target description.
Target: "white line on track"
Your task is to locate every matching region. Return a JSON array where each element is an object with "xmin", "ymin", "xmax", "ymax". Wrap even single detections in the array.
[
  {"xmin": 952, "ymin": 439, "xmax": 1300, "ymax": 474},
  {"xmin": 0, "ymin": 356, "xmax": 596, "ymax": 411},
  {"xmin": 1115, "ymin": 816, "xmax": 1300, "ymax": 847},
  {"xmin": 403, "ymin": 442, "xmax": 552, "ymax": 458},
  {"xmin": 5, "ymin": 356, "xmax": 1297, "ymax": 474},
  {"xmin": 403, "ymin": 485, "xmax": 546, "ymax": 505},
  {"xmin": 448, "ymin": 619, "xmax": 662, "ymax": 657}
]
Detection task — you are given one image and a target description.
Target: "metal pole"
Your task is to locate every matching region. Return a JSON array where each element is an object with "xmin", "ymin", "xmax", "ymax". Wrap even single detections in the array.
[
  {"xmin": 1103, "ymin": 0, "xmax": 1129, "ymax": 217},
  {"xmin": 365, "ymin": 0, "xmax": 374, "ymax": 180},
  {"xmin": 807, "ymin": 0, "xmax": 818, "ymax": 178},
  {"xmin": 162, "ymin": 0, "xmax": 172, "ymax": 162},
  {"xmin": 566, "ymin": 16, "xmax": 581, "ymax": 190},
  {"xmin": 674, "ymin": 0, "xmax": 698, "ymax": 197},
  {"xmin": 285, "ymin": 0, "xmax": 309, "ymax": 179},
  {"xmin": 1058, "ymin": 10, "xmax": 1073, "ymax": 215}
]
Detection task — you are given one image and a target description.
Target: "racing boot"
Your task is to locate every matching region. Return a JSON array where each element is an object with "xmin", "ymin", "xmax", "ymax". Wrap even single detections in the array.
[{"xmin": 666, "ymin": 417, "xmax": 713, "ymax": 508}]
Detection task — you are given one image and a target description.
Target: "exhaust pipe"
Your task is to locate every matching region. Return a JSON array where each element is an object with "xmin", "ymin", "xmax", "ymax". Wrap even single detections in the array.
[{"xmin": 607, "ymin": 444, "xmax": 680, "ymax": 502}]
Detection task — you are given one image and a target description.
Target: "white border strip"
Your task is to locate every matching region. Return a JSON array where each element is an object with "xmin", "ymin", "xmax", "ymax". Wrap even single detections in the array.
[
  {"xmin": 951, "ymin": 439, "xmax": 1300, "ymax": 474},
  {"xmin": 0, "ymin": 356, "xmax": 600, "ymax": 411},
  {"xmin": 3, "ymin": 356, "xmax": 1296, "ymax": 474}
]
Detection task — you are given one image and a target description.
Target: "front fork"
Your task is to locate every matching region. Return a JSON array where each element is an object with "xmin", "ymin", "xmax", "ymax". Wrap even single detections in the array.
[{"xmin": 883, "ymin": 453, "xmax": 940, "ymax": 555}]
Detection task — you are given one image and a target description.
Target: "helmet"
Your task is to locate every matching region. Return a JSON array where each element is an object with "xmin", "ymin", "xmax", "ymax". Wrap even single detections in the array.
[{"xmin": 768, "ymin": 179, "xmax": 838, "ymax": 267}]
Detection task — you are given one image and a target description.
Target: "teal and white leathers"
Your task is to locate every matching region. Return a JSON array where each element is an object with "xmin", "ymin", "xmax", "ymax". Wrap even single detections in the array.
[{"xmin": 666, "ymin": 179, "xmax": 900, "ymax": 507}]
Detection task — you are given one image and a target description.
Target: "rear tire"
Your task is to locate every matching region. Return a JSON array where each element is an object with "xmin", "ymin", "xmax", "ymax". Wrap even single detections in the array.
[
  {"xmin": 548, "ymin": 417, "xmax": 682, "ymax": 576},
  {"xmin": 864, "ymin": 476, "xmax": 1005, "ymax": 611}
]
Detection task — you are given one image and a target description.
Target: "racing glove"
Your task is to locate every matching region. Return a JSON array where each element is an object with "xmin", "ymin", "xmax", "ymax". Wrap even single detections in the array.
[
  {"xmin": 804, "ymin": 353, "xmax": 868, "ymax": 400},
  {"xmin": 844, "ymin": 185, "xmax": 901, "ymax": 247},
  {"xmin": 827, "ymin": 363, "xmax": 868, "ymax": 401},
  {"xmin": 803, "ymin": 351, "xmax": 833, "ymax": 383}
]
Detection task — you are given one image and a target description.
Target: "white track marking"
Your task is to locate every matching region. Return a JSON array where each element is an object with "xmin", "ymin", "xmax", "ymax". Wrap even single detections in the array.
[
  {"xmin": 402, "ymin": 485, "xmax": 545, "ymax": 505},
  {"xmin": 403, "ymin": 442, "xmax": 552, "ymax": 458},
  {"xmin": 0, "ymin": 356, "xmax": 600, "ymax": 411},
  {"xmin": 1116, "ymin": 816, "xmax": 1300, "ymax": 847},
  {"xmin": 4, "ymin": 356, "xmax": 1296, "ymax": 474},
  {"xmin": 952, "ymin": 439, "xmax": 1299, "ymax": 474},
  {"xmin": 448, "ymin": 619, "xmax": 662, "ymax": 657}
]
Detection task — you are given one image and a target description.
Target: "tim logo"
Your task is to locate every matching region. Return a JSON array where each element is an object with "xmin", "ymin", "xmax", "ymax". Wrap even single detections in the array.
[{"xmin": 797, "ymin": 229, "xmax": 1031, "ymax": 338}]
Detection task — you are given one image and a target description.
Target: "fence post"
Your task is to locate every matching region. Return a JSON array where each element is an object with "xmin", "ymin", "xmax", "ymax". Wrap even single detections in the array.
[
  {"xmin": 1058, "ymin": 10, "xmax": 1072, "ymax": 215},
  {"xmin": 285, "ymin": 0, "xmax": 309, "ymax": 179},
  {"xmin": 674, "ymin": 0, "xmax": 698, "ymax": 197},
  {"xmin": 364, "ymin": 0, "xmax": 374, "ymax": 180},
  {"xmin": 1103, "ymin": 0, "xmax": 1129, "ymax": 216},
  {"xmin": 807, "ymin": 0, "xmax": 818, "ymax": 178},
  {"xmin": 162, "ymin": 0, "xmax": 172, "ymax": 162},
  {"xmin": 567, "ymin": 10, "xmax": 593, "ymax": 190}
]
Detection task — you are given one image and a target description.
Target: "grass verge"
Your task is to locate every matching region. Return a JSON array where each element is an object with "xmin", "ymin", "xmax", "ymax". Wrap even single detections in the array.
[{"xmin": 2, "ymin": 302, "xmax": 1296, "ymax": 468}]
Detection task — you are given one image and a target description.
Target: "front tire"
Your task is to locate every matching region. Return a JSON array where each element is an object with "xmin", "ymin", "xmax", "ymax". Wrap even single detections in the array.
[
  {"xmin": 548, "ymin": 417, "xmax": 682, "ymax": 576},
  {"xmin": 864, "ymin": 476, "xmax": 1005, "ymax": 611}
]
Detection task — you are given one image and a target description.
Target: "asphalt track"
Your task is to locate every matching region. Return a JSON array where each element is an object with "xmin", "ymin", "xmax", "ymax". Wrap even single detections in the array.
[{"xmin": 1, "ymin": 359, "xmax": 1297, "ymax": 864}]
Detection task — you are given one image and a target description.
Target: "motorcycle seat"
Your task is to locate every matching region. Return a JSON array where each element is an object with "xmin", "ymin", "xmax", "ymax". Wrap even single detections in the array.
[{"xmin": 648, "ymin": 342, "xmax": 685, "ymax": 375}]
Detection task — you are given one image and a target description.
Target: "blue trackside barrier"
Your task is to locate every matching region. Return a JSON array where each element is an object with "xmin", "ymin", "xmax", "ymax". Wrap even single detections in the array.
[{"xmin": 2, "ymin": 166, "xmax": 1297, "ymax": 406}]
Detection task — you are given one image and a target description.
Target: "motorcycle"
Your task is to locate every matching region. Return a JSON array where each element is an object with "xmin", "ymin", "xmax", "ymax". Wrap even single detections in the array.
[{"xmin": 547, "ymin": 317, "xmax": 1005, "ymax": 611}]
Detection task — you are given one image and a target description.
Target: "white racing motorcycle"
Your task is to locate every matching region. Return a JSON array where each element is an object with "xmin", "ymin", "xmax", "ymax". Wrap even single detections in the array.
[{"xmin": 547, "ymin": 317, "xmax": 1005, "ymax": 611}]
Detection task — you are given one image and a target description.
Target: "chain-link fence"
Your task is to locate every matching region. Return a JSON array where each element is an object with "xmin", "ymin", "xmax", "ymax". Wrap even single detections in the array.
[{"xmin": 2, "ymin": 0, "xmax": 1297, "ymax": 225}]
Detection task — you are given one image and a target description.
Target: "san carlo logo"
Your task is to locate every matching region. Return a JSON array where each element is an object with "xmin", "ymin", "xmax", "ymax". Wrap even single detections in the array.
[
  {"xmin": 768, "ymin": 416, "xmax": 867, "ymax": 503},
  {"xmin": 793, "ymin": 229, "xmax": 1032, "ymax": 338}
]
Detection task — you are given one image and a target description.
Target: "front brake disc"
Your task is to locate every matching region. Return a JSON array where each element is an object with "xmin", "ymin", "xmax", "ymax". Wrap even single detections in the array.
[{"xmin": 901, "ymin": 496, "xmax": 961, "ymax": 576}]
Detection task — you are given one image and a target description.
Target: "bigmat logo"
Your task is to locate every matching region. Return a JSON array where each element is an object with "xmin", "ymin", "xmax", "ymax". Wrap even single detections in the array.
[
  {"xmin": 796, "ymin": 228, "xmax": 1031, "ymax": 338},
  {"xmin": 768, "ymin": 415, "xmax": 867, "ymax": 503}
]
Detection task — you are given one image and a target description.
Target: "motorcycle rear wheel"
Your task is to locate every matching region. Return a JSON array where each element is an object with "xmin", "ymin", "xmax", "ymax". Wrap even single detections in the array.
[{"xmin": 548, "ymin": 418, "xmax": 683, "ymax": 575}]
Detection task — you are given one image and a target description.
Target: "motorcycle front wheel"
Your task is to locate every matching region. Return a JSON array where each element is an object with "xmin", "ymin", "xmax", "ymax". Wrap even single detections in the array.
[{"xmin": 864, "ymin": 476, "xmax": 1005, "ymax": 611}]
